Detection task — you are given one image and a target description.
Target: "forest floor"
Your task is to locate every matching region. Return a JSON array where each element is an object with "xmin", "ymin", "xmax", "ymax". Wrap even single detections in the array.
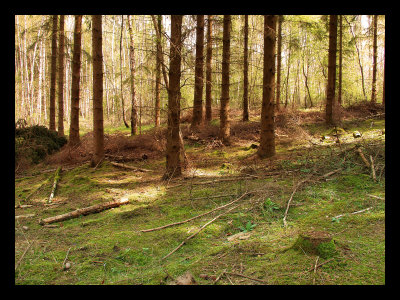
[{"xmin": 15, "ymin": 104, "xmax": 385, "ymax": 285}]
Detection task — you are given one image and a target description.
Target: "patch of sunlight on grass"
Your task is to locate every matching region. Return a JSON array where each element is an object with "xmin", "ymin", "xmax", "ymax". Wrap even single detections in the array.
[{"xmin": 125, "ymin": 186, "xmax": 167, "ymax": 203}]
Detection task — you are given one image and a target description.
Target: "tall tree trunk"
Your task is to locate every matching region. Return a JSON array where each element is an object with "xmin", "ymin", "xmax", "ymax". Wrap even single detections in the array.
[
  {"xmin": 371, "ymin": 14, "xmax": 378, "ymax": 103},
  {"xmin": 285, "ymin": 29, "xmax": 292, "ymax": 108},
  {"xmin": 242, "ymin": 15, "xmax": 249, "ymax": 121},
  {"xmin": 338, "ymin": 15, "xmax": 343, "ymax": 106},
  {"xmin": 191, "ymin": 15, "xmax": 205, "ymax": 130},
  {"xmin": 257, "ymin": 15, "xmax": 277, "ymax": 159},
  {"xmin": 127, "ymin": 15, "xmax": 138, "ymax": 135},
  {"xmin": 382, "ymin": 43, "xmax": 385, "ymax": 108},
  {"xmin": 219, "ymin": 15, "xmax": 231, "ymax": 145},
  {"xmin": 57, "ymin": 15, "xmax": 65, "ymax": 136},
  {"xmin": 326, "ymin": 15, "xmax": 338, "ymax": 125},
  {"xmin": 69, "ymin": 15, "xmax": 83, "ymax": 147},
  {"xmin": 154, "ymin": 15, "xmax": 162, "ymax": 127},
  {"xmin": 49, "ymin": 15, "xmax": 58, "ymax": 131},
  {"xmin": 276, "ymin": 15, "xmax": 283, "ymax": 111},
  {"xmin": 205, "ymin": 15, "xmax": 213, "ymax": 123},
  {"xmin": 120, "ymin": 15, "xmax": 129, "ymax": 128},
  {"xmin": 165, "ymin": 15, "xmax": 183, "ymax": 179},
  {"xmin": 91, "ymin": 15, "xmax": 104, "ymax": 167}
]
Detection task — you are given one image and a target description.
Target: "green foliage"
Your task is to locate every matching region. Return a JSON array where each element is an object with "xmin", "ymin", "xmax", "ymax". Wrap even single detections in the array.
[
  {"xmin": 238, "ymin": 220, "xmax": 257, "ymax": 233},
  {"xmin": 15, "ymin": 125, "xmax": 67, "ymax": 165}
]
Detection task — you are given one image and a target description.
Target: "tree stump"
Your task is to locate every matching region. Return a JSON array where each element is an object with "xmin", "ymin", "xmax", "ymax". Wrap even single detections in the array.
[{"xmin": 292, "ymin": 231, "xmax": 337, "ymax": 259}]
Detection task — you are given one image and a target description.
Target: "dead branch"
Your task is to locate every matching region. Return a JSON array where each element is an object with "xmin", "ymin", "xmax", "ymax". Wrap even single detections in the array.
[
  {"xmin": 333, "ymin": 207, "xmax": 373, "ymax": 219},
  {"xmin": 356, "ymin": 148, "xmax": 370, "ymax": 168},
  {"xmin": 313, "ymin": 256, "xmax": 319, "ymax": 285},
  {"xmin": 162, "ymin": 204, "xmax": 241, "ymax": 260},
  {"xmin": 15, "ymin": 242, "xmax": 33, "ymax": 271},
  {"xmin": 306, "ymin": 258, "xmax": 335, "ymax": 272},
  {"xmin": 15, "ymin": 204, "xmax": 33, "ymax": 209},
  {"xmin": 370, "ymin": 155, "xmax": 376, "ymax": 181},
  {"xmin": 62, "ymin": 247, "xmax": 71, "ymax": 270},
  {"xmin": 366, "ymin": 194, "xmax": 384, "ymax": 200},
  {"xmin": 110, "ymin": 161, "xmax": 152, "ymax": 172},
  {"xmin": 39, "ymin": 198, "xmax": 130, "ymax": 225},
  {"xmin": 15, "ymin": 214, "xmax": 35, "ymax": 220},
  {"xmin": 141, "ymin": 192, "xmax": 252, "ymax": 233},
  {"xmin": 48, "ymin": 167, "xmax": 62, "ymax": 203},
  {"xmin": 224, "ymin": 272, "xmax": 268, "ymax": 284}
]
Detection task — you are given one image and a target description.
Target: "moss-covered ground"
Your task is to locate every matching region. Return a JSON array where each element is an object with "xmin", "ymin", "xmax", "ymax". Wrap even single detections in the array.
[{"xmin": 15, "ymin": 114, "xmax": 385, "ymax": 285}]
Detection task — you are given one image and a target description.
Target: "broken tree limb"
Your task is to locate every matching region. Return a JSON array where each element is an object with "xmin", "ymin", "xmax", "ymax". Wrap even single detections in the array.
[
  {"xmin": 162, "ymin": 204, "xmax": 242, "ymax": 260},
  {"xmin": 370, "ymin": 155, "xmax": 376, "ymax": 181},
  {"xmin": 48, "ymin": 167, "xmax": 62, "ymax": 203},
  {"xmin": 333, "ymin": 207, "xmax": 373, "ymax": 219},
  {"xmin": 110, "ymin": 161, "xmax": 152, "ymax": 173},
  {"xmin": 356, "ymin": 148, "xmax": 370, "ymax": 168},
  {"xmin": 15, "ymin": 214, "xmax": 35, "ymax": 220},
  {"xmin": 39, "ymin": 198, "xmax": 130, "ymax": 225},
  {"xmin": 141, "ymin": 192, "xmax": 252, "ymax": 233}
]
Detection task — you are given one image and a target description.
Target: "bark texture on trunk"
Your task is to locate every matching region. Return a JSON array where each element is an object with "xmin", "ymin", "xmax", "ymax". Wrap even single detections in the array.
[
  {"xmin": 338, "ymin": 15, "xmax": 343, "ymax": 106},
  {"xmin": 205, "ymin": 15, "xmax": 213, "ymax": 123},
  {"xmin": 276, "ymin": 15, "xmax": 283, "ymax": 111},
  {"xmin": 191, "ymin": 15, "xmax": 205, "ymax": 130},
  {"xmin": 127, "ymin": 15, "xmax": 138, "ymax": 135},
  {"xmin": 57, "ymin": 15, "xmax": 65, "ymax": 137},
  {"xmin": 69, "ymin": 15, "xmax": 83, "ymax": 147},
  {"xmin": 243, "ymin": 15, "xmax": 249, "ymax": 121},
  {"xmin": 371, "ymin": 15, "xmax": 378, "ymax": 103},
  {"xmin": 325, "ymin": 15, "xmax": 338, "ymax": 125},
  {"xmin": 49, "ymin": 15, "xmax": 58, "ymax": 131},
  {"xmin": 91, "ymin": 15, "xmax": 104, "ymax": 167},
  {"xmin": 219, "ymin": 15, "xmax": 231, "ymax": 145},
  {"xmin": 165, "ymin": 15, "xmax": 183, "ymax": 178},
  {"xmin": 154, "ymin": 15, "xmax": 162, "ymax": 127},
  {"xmin": 257, "ymin": 15, "xmax": 277, "ymax": 159}
]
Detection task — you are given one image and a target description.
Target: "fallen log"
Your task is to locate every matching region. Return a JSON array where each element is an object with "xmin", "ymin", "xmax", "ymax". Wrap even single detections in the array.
[
  {"xmin": 110, "ymin": 161, "xmax": 152, "ymax": 173},
  {"xmin": 39, "ymin": 198, "xmax": 130, "ymax": 225},
  {"xmin": 15, "ymin": 214, "xmax": 35, "ymax": 220},
  {"xmin": 356, "ymin": 148, "xmax": 370, "ymax": 168},
  {"xmin": 48, "ymin": 167, "xmax": 62, "ymax": 203}
]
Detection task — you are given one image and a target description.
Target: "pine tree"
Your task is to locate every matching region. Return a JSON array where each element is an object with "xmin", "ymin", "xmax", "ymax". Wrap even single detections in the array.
[
  {"xmin": 242, "ymin": 15, "xmax": 249, "ymax": 121},
  {"xmin": 49, "ymin": 15, "xmax": 58, "ymax": 132},
  {"xmin": 325, "ymin": 15, "xmax": 338, "ymax": 125},
  {"xmin": 57, "ymin": 15, "xmax": 65, "ymax": 137},
  {"xmin": 257, "ymin": 15, "xmax": 277, "ymax": 159},
  {"xmin": 205, "ymin": 15, "xmax": 213, "ymax": 123},
  {"xmin": 68, "ymin": 15, "xmax": 83, "ymax": 147}
]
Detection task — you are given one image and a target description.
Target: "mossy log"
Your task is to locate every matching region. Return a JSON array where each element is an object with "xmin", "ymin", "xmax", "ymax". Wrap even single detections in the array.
[
  {"xmin": 292, "ymin": 231, "xmax": 337, "ymax": 259},
  {"xmin": 39, "ymin": 198, "xmax": 130, "ymax": 225}
]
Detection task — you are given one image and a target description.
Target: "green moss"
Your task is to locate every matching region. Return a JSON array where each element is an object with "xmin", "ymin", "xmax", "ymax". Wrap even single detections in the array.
[{"xmin": 317, "ymin": 240, "xmax": 338, "ymax": 259}]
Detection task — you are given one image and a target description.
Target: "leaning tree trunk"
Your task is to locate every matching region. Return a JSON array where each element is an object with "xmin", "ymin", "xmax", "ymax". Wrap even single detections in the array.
[
  {"xmin": 219, "ymin": 15, "xmax": 231, "ymax": 145},
  {"xmin": 205, "ymin": 15, "xmax": 213, "ymax": 123},
  {"xmin": 165, "ymin": 15, "xmax": 183, "ymax": 179},
  {"xmin": 257, "ymin": 15, "xmax": 277, "ymax": 159},
  {"xmin": 57, "ymin": 15, "xmax": 65, "ymax": 137},
  {"xmin": 91, "ymin": 15, "xmax": 105, "ymax": 167},
  {"xmin": 69, "ymin": 15, "xmax": 83, "ymax": 147},
  {"xmin": 276, "ymin": 15, "xmax": 283, "ymax": 111},
  {"xmin": 191, "ymin": 15, "xmax": 205, "ymax": 130},
  {"xmin": 371, "ymin": 14, "xmax": 378, "ymax": 103},
  {"xmin": 242, "ymin": 15, "xmax": 249, "ymax": 121},
  {"xmin": 49, "ymin": 15, "xmax": 58, "ymax": 132},
  {"xmin": 127, "ymin": 15, "xmax": 138, "ymax": 135},
  {"xmin": 325, "ymin": 15, "xmax": 338, "ymax": 125}
]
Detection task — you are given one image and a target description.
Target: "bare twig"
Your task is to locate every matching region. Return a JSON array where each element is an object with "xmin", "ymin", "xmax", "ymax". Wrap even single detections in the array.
[
  {"xmin": 370, "ymin": 155, "xmax": 376, "ymax": 181},
  {"xmin": 162, "ymin": 204, "xmax": 242, "ymax": 260},
  {"xmin": 225, "ymin": 272, "xmax": 268, "ymax": 284},
  {"xmin": 333, "ymin": 207, "xmax": 373, "ymax": 219},
  {"xmin": 306, "ymin": 258, "xmax": 335, "ymax": 272},
  {"xmin": 366, "ymin": 194, "xmax": 384, "ymax": 200},
  {"xmin": 313, "ymin": 256, "xmax": 319, "ymax": 285},
  {"xmin": 48, "ymin": 167, "xmax": 62, "ymax": 203},
  {"xmin": 110, "ymin": 161, "xmax": 152, "ymax": 172},
  {"xmin": 356, "ymin": 148, "xmax": 370, "ymax": 168},
  {"xmin": 141, "ymin": 192, "xmax": 251, "ymax": 233},
  {"xmin": 62, "ymin": 247, "xmax": 71, "ymax": 270},
  {"xmin": 15, "ymin": 242, "xmax": 33, "ymax": 271}
]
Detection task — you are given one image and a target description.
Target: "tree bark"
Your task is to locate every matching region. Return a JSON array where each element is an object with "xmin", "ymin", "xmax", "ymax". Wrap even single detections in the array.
[
  {"xmin": 69, "ymin": 15, "xmax": 82, "ymax": 147},
  {"xmin": 91, "ymin": 15, "xmax": 105, "ymax": 167},
  {"xmin": 154, "ymin": 15, "xmax": 162, "ymax": 127},
  {"xmin": 338, "ymin": 15, "xmax": 343, "ymax": 106},
  {"xmin": 191, "ymin": 15, "xmax": 205, "ymax": 130},
  {"xmin": 127, "ymin": 15, "xmax": 138, "ymax": 135},
  {"xmin": 49, "ymin": 15, "xmax": 58, "ymax": 132},
  {"xmin": 205, "ymin": 15, "xmax": 213, "ymax": 123},
  {"xmin": 219, "ymin": 15, "xmax": 231, "ymax": 145},
  {"xmin": 57, "ymin": 15, "xmax": 65, "ymax": 137},
  {"xmin": 371, "ymin": 15, "xmax": 378, "ymax": 103},
  {"xmin": 120, "ymin": 15, "xmax": 129, "ymax": 128},
  {"xmin": 257, "ymin": 15, "xmax": 277, "ymax": 159},
  {"xmin": 242, "ymin": 15, "xmax": 249, "ymax": 121},
  {"xmin": 165, "ymin": 15, "xmax": 183, "ymax": 179},
  {"xmin": 325, "ymin": 15, "xmax": 338, "ymax": 125},
  {"xmin": 39, "ymin": 198, "xmax": 130, "ymax": 225},
  {"xmin": 276, "ymin": 15, "xmax": 283, "ymax": 111}
]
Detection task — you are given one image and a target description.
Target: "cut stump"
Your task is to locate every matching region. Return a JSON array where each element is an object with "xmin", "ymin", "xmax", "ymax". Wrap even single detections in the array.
[{"xmin": 292, "ymin": 231, "xmax": 337, "ymax": 259}]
